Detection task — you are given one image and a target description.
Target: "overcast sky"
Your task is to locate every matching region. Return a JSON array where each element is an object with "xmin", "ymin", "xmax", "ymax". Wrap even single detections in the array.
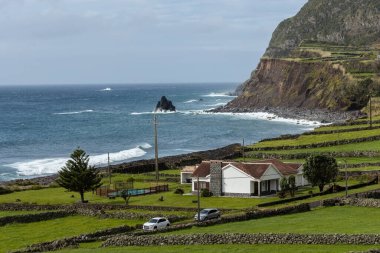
[{"xmin": 0, "ymin": 0, "xmax": 307, "ymax": 85}]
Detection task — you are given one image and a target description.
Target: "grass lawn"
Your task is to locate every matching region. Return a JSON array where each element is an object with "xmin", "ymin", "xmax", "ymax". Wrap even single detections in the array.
[
  {"xmin": 0, "ymin": 210, "xmax": 48, "ymax": 217},
  {"xmin": 314, "ymin": 123, "xmax": 379, "ymax": 132},
  {"xmin": 249, "ymin": 140, "xmax": 380, "ymax": 155},
  {"xmin": 0, "ymin": 186, "xmax": 275, "ymax": 209},
  {"xmin": 0, "ymin": 187, "xmax": 114, "ymax": 205},
  {"xmin": 344, "ymin": 166, "xmax": 380, "ymax": 172},
  {"xmin": 54, "ymin": 244, "xmax": 378, "ymax": 253},
  {"xmin": 168, "ymin": 206, "xmax": 380, "ymax": 235},
  {"xmin": 252, "ymin": 128, "xmax": 380, "ymax": 148},
  {"xmin": 272, "ymin": 184, "xmax": 380, "ymax": 208},
  {"xmin": 0, "ymin": 215, "xmax": 142, "ymax": 253}
]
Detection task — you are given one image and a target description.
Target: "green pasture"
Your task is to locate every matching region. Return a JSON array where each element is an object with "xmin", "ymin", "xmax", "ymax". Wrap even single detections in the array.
[
  {"xmin": 248, "ymin": 140, "xmax": 380, "ymax": 156},
  {"xmin": 0, "ymin": 210, "xmax": 47, "ymax": 217},
  {"xmin": 0, "ymin": 215, "xmax": 141, "ymax": 253},
  {"xmin": 344, "ymin": 166, "xmax": 380, "ymax": 172},
  {"xmin": 55, "ymin": 244, "xmax": 377, "ymax": 253},
  {"xmin": 314, "ymin": 123, "xmax": 379, "ymax": 132},
  {"xmin": 252, "ymin": 128, "xmax": 380, "ymax": 148},
  {"xmin": 168, "ymin": 206, "xmax": 380, "ymax": 235}
]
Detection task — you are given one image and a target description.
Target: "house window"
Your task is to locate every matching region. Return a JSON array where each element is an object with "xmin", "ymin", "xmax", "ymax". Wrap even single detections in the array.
[{"xmin": 194, "ymin": 181, "xmax": 209, "ymax": 190}]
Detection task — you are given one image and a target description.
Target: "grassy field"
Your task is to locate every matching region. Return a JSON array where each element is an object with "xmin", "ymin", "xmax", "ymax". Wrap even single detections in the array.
[
  {"xmin": 0, "ymin": 210, "xmax": 47, "ymax": 217},
  {"xmin": 314, "ymin": 123, "xmax": 379, "ymax": 132},
  {"xmin": 248, "ymin": 139, "xmax": 380, "ymax": 155},
  {"xmin": 0, "ymin": 215, "xmax": 142, "ymax": 252},
  {"xmin": 253, "ymin": 128, "xmax": 380, "ymax": 148},
  {"xmin": 168, "ymin": 206, "xmax": 380, "ymax": 235},
  {"xmin": 54, "ymin": 244, "xmax": 378, "ymax": 253}
]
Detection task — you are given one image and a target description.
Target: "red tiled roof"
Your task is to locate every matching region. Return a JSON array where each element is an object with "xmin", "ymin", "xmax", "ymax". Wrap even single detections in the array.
[
  {"xmin": 191, "ymin": 159, "xmax": 301, "ymax": 179},
  {"xmin": 192, "ymin": 161, "xmax": 211, "ymax": 177},
  {"xmin": 255, "ymin": 159, "xmax": 301, "ymax": 175},
  {"xmin": 231, "ymin": 163, "xmax": 271, "ymax": 178}
]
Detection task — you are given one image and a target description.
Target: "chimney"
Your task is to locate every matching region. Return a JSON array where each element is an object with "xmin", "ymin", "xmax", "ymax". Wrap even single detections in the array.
[{"xmin": 210, "ymin": 160, "xmax": 223, "ymax": 196}]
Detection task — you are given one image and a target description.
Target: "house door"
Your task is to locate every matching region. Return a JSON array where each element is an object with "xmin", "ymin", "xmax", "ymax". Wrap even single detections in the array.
[{"xmin": 254, "ymin": 182, "xmax": 258, "ymax": 195}]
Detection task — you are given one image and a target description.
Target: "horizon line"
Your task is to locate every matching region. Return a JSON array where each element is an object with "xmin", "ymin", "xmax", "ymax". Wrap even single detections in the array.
[{"xmin": 0, "ymin": 81, "xmax": 241, "ymax": 87}]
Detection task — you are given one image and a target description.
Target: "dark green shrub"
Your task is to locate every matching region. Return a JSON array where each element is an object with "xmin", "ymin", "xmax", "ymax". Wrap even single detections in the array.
[
  {"xmin": 174, "ymin": 188, "xmax": 184, "ymax": 195},
  {"xmin": 201, "ymin": 188, "xmax": 213, "ymax": 197},
  {"xmin": 277, "ymin": 191, "xmax": 286, "ymax": 199},
  {"xmin": 0, "ymin": 187, "xmax": 13, "ymax": 195}
]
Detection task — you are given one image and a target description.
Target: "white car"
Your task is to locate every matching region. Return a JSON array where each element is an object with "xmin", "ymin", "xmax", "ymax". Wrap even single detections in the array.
[{"xmin": 143, "ymin": 217, "xmax": 170, "ymax": 231}]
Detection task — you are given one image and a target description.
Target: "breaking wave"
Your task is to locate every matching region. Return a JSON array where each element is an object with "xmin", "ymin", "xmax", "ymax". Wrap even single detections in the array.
[
  {"xmin": 6, "ymin": 145, "xmax": 150, "ymax": 176},
  {"xmin": 202, "ymin": 92, "xmax": 236, "ymax": 97},
  {"xmin": 183, "ymin": 99, "xmax": 198, "ymax": 103},
  {"xmin": 54, "ymin": 110, "xmax": 94, "ymax": 115}
]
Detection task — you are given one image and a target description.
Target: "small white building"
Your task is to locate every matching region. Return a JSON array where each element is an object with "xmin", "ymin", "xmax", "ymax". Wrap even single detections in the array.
[
  {"xmin": 180, "ymin": 166, "xmax": 196, "ymax": 184},
  {"xmin": 191, "ymin": 159, "xmax": 308, "ymax": 197}
]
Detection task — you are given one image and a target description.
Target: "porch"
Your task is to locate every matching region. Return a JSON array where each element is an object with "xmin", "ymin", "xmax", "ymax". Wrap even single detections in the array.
[{"xmin": 251, "ymin": 179, "xmax": 279, "ymax": 197}]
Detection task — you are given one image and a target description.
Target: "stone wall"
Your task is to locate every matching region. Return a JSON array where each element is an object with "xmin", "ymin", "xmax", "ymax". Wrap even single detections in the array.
[
  {"xmin": 0, "ymin": 211, "xmax": 72, "ymax": 226},
  {"xmin": 14, "ymin": 225, "xmax": 135, "ymax": 253},
  {"xmin": 340, "ymin": 197, "xmax": 380, "ymax": 208},
  {"xmin": 102, "ymin": 233, "xmax": 380, "ymax": 247}
]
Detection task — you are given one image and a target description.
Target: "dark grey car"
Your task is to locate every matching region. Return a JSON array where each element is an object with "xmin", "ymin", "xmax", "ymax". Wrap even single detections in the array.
[{"xmin": 194, "ymin": 208, "xmax": 221, "ymax": 221}]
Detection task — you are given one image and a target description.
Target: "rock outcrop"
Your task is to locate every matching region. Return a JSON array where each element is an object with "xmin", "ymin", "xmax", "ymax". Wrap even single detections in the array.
[
  {"xmin": 155, "ymin": 96, "xmax": 176, "ymax": 112},
  {"xmin": 219, "ymin": 0, "xmax": 380, "ymax": 119}
]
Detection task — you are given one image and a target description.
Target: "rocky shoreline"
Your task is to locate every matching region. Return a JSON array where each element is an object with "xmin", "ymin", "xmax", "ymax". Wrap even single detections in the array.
[
  {"xmin": 211, "ymin": 105, "xmax": 365, "ymax": 123},
  {"xmin": 1, "ymin": 106, "xmax": 362, "ymax": 186},
  {"xmin": 0, "ymin": 144, "xmax": 241, "ymax": 186}
]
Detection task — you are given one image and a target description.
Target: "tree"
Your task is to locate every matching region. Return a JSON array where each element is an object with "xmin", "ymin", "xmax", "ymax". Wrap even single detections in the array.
[
  {"xmin": 119, "ymin": 190, "xmax": 131, "ymax": 205},
  {"xmin": 278, "ymin": 177, "xmax": 289, "ymax": 198},
  {"xmin": 56, "ymin": 148, "xmax": 102, "ymax": 203},
  {"xmin": 288, "ymin": 175, "xmax": 296, "ymax": 197},
  {"xmin": 303, "ymin": 155, "xmax": 338, "ymax": 192}
]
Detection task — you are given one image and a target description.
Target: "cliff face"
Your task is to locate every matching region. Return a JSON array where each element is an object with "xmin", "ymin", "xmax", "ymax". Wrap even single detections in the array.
[
  {"xmin": 224, "ymin": 0, "xmax": 380, "ymax": 114},
  {"xmin": 266, "ymin": 0, "xmax": 380, "ymax": 58},
  {"xmin": 226, "ymin": 59, "xmax": 350, "ymax": 111}
]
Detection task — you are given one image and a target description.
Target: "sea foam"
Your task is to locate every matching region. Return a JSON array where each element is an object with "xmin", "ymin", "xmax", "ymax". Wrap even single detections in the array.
[
  {"xmin": 202, "ymin": 92, "xmax": 236, "ymax": 97},
  {"xmin": 6, "ymin": 145, "xmax": 150, "ymax": 176},
  {"xmin": 183, "ymin": 99, "xmax": 198, "ymax": 103},
  {"xmin": 54, "ymin": 110, "xmax": 94, "ymax": 115}
]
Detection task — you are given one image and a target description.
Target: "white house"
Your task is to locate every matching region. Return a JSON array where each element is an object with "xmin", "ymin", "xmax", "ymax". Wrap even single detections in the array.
[
  {"xmin": 191, "ymin": 159, "xmax": 308, "ymax": 197},
  {"xmin": 180, "ymin": 166, "xmax": 196, "ymax": 184}
]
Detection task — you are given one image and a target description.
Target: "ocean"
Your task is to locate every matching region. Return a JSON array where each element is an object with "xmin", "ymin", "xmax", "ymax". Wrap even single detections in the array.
[{"xmin": 0, "ymin": 83, "xmax": 319, "ymax": 182}]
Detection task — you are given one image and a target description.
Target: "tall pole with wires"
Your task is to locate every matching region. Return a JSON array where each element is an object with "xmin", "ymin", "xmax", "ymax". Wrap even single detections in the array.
[
  {"xmin": 242, "ymin": 138, "xmax": 245, "ymax": 162},
  {"xmin": 108, "ymin": 152, "xmax": 111, "ymax": 185},
  {"xmin": 154, "ymin": 114, "xmax": 159, "ymax": 183}
]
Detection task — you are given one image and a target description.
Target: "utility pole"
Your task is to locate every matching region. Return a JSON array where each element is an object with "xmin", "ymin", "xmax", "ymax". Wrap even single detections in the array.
[
  {"xmin": 370, "ymin": 97, "xmax": 372, "ymax": 128},
  {"xmin": 197, "ymin": 176, "xmax": 200, "ymax": 222},
  {"xmin": 108, "ymin": 152, "xmax": 111, "ymax": 185},
  {"xmin": 242, "ymin": 138, "xmax": 245, "ymax": 162},
  {"xmin": 344, "ymin": 160, "xmax": 348, "ymax": 197},
  {"xmin": 154, "ymin": 114, "xmax": 159, "ymax": 183}
]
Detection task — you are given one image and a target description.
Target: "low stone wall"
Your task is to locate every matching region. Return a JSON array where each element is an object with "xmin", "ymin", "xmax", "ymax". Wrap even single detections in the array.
[
  {"xmin": 0, "ymin": 202, "xmax": 212, "ymax": 213},
  {"xmin": 102, "ymin": 233, "xmax": 380, "ymax": 247},
  {"xmin": 340, "ymin": 197, "xmax": 380, "ymax": 208},
  {"xmin": 100, "ymin": 211, "xmax": 188, "ymax": 223},
  {"xmin": 14, "ymin": 225, "xmax": 135, "ymax": 253},
  {"xmin": 0, "ymin": 211, "xmax": 72, "ymax": 226},
  {"xmin": 134, "ymin": 203, "xmax": 311, "ymax": 236},
  {"xmin": 0, "ymin": 203, "xmax": 61, "ymax": 211}
]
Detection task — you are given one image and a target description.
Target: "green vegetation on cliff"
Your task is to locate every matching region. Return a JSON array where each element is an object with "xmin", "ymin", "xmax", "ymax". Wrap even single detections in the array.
[{"xmin": 227, "ymin": 0, "xmax": 380, "ymax": 113}]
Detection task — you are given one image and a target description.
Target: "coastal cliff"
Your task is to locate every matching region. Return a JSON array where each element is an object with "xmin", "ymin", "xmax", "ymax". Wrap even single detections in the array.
[{"xmin": 219, "ymin": 0, "xmax": 380, "ymax": 120}]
